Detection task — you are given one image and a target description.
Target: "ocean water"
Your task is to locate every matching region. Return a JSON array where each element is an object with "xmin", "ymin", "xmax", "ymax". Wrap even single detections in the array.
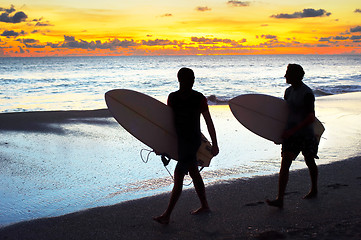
[
  {"xmin": 1, "ymin": 55, "xmax": 361, "ymax": 113},
  {"xmin": 1, "ymin": 55, "xmax": 361, "ymax": 227}
]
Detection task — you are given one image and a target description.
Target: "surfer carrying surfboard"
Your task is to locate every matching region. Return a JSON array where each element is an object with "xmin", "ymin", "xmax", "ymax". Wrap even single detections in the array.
[
  {"xmin": 153, "ymin": 67, "xmax": 219, "ymax": 224},
  {"xmin": 266, "ymin": 64, "xmax": 319, "ymax": 208}
]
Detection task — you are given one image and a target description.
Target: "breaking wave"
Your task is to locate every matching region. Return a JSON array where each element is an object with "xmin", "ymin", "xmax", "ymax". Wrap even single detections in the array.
[{"xmin": 313, "ymin": 85, "xmax": 361, "ymax": 97}]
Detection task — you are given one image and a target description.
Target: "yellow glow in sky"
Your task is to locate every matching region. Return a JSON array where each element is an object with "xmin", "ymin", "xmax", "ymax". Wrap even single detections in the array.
[{"xmin": 1, "ymin": 0, "xmax": 360, "ymax": 56}]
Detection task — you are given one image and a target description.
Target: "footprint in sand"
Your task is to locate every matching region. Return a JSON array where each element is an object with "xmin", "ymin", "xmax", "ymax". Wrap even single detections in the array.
[
  {"xmin": 244, "ymin": 201, "xmax": 265, "ymax": 207},
  {"xmin": 284, "ymin": 191, "xmax": 299, "ymax": 196},
  {"xmin": 256, "ymin": 230, "xmax": 286, "ymax": 240},
  {"xmin": 357, "ymin": 177, "xmax": 361, "ymax": 185},
  {"xmin": 244, "ymin": 191, "xmax": 301, "ymax": 207},
  {"xmin": 326, "ymin": 183, "xmax": 349, "ymax": 189}
]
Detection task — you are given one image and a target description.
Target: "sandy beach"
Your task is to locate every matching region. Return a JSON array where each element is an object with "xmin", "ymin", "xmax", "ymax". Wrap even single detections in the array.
[
  {"xmin": 1, "ymin": 92, "xmax": 361, "ymax": 239},
  {"xmin": 0, "ymin": 156, "xmax": 360, "ymax": 240}
]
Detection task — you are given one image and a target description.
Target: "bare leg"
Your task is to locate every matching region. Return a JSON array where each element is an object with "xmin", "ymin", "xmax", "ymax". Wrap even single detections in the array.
[
  {"xmin": 153, "ymin": 167, "xmax": 185, "ymax": 224},
  {"xmin": 188, "ymin": 163, "xmax": 210, "ymax": 215},
  {"xmin": 304, "ymin": 156, "xmax": 318, "ymax": 199},
  {"xmin": 267, "ymin": 153, "xmax": 293, "ymax": 208}
]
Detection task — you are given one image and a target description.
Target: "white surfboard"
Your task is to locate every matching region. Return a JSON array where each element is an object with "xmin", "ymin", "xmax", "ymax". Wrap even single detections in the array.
[
  {"xmin": 229, "ymin": 94, "xmax": 324, "ymax": 144},
  {"xmin": 105, "ymin": 89, "xmax": 213, "ymax": 167}
]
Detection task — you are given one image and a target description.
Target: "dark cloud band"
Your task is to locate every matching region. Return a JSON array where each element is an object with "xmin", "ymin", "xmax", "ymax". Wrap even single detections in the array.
[
  {"xmin": 0, "ymin": 5, "xmax": 27, "ymax": 23},
  {"xmin": 271, "ymin": 8, "xmax": 331, "ymax": 19}
]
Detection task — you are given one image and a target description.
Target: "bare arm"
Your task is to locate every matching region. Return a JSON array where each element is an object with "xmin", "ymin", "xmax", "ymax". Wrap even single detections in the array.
[
  {"xmin": 282, "ymin": 112, "xmax": 315, "ymax": 140},
  {"xmin": 202, "ymin": 109, "xmax": 219, "ymax": 156}
]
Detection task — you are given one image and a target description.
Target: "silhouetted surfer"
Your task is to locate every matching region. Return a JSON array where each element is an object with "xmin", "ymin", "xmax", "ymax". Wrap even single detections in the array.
[
  {"xmin": 153, "ymin": 68, "xmax": 219, "ymax": 224},
  {"xmin": 267, "ymin": 64, "xmax": 319, "ymax": 208}
]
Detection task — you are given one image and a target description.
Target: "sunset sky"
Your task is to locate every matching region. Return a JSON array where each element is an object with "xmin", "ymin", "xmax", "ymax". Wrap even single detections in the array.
[{"xmin": 1, "ymin": 0, "xmax": 361, "ymax": 57}]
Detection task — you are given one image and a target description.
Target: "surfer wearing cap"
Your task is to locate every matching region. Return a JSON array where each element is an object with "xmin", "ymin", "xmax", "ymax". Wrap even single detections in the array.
[
  {"xmin": 153, "ymin": 67, "xmax": 219, "ymax": 224},
  {"xmin": 267, "ymin": 64, "xmax": 319, "ymax": 208}
]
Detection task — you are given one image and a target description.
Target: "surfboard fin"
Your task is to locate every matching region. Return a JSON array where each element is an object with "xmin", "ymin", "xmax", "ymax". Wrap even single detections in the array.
[{"xmin": 161, "ymin": 154, "xmax": 171, "ymax": 166}]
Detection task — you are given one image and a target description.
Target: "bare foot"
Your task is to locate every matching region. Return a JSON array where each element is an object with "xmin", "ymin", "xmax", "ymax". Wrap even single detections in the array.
[
  {"xmin": 153, "ymin": 215, "xmax": 170, "ymax": 225},
  {"xmin": 190, "ymin": 207, "xmax": 210, "ymax": 215},
  {"xmin": 303, "ymin": 190, "xmax": 317, "ymax": 199},
  {"xmin": 266, "ymin": 199, "xmax": 283, "ymax": 208}
]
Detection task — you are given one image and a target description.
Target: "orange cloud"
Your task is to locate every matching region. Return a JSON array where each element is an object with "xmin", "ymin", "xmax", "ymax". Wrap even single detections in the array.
[{"xmin": 1, "ymin": 3, "xmax": 361, "ymax": 57}]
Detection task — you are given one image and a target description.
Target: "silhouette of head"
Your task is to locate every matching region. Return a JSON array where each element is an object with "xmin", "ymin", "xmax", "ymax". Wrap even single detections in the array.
[
  {"xmin": 177, "ymin": 67, "xmax": 195, "ymax": 90},
  {"xmin": 285, "ymin": 64, "xmax": 305, "ymax": 84}
]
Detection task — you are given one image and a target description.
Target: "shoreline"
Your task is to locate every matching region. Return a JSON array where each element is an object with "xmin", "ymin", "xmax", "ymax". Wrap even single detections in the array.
[
  {"xmin": 1, "ymin": 156, "xmax": 360, "ymax": 239},
  {"xmin": 0, "ymin": 109, "xmax": 112, "ymax": 131}
]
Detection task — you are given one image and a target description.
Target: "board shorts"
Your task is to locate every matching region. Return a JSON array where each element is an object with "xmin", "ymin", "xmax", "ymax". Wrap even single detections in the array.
[
  {"xmin": 176, "ymin": 141, "xmax": 200, "ymax": 175},
  {"xmin": 282, "ymin": 135, "xmax": 319, "ymax": 160}
]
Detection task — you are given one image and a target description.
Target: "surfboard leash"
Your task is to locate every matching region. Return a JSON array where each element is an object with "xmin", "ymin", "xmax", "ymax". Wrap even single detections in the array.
[
  {"xmin": 140, "ymin": 149, "xmax": 175, "ymax": 181},
  {"xmin": 140, "ymin": 149, "xmax": 153, "ymax": 163},
  {"xmin": 139, "ymin": 149, "xmax": 195, "ymax": 186},
  {"xmin": 140, "ymin": 149, "xmax": 171, "ymax": 166},
  {"xmin": 161, "ymin": 154, "xmax": 171, "ymax": 166}
]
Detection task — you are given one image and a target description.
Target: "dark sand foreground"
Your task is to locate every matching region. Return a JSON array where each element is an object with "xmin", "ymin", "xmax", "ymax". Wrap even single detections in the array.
[{"xmin": 1, "ymin": 156, "xmax": 360, "ymax": 240}]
